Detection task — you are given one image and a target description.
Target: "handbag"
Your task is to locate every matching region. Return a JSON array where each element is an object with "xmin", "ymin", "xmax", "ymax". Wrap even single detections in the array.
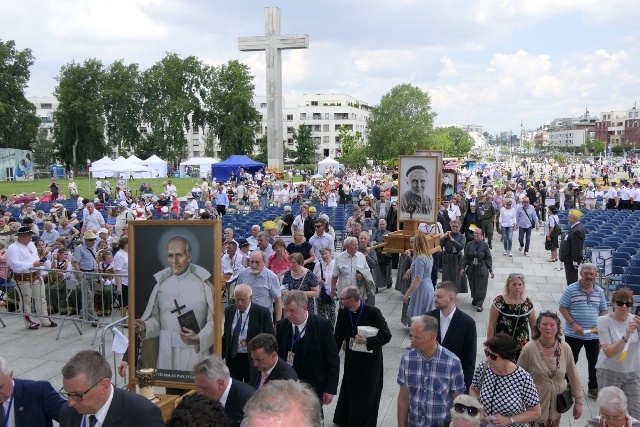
[
  {"xmin": 556, "ymin": 388, "xmax": 573, "ymax": 413},
  {"xmin": 318, "ymin": 263, "xmax": 333, "ymax": 305}
]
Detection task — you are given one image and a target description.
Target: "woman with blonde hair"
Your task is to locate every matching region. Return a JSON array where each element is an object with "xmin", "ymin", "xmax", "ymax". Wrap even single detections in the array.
[
  {"xmin": 596, "ymin": 287, "xmax": 640, "ymax": 419},
  {"xmin": 402, "ymin": 233, "xmax": 434, "ymax": 318},
  {"xmin": 487, "ymin": 272, "xmax": 536, "ymax": 352}
]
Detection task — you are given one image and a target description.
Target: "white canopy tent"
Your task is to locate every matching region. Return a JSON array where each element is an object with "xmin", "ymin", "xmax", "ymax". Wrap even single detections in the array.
[
  {"xmin": 89, "ymin": 156, "xmax": 115, "ymax": 178},
  {"xmin": 317, "ymin": 156, "xmax": 339, "ymax": 175},
  {"xmin": 92, "ymin": 156, "xmax": 150, "ymax": 176},
  {"xmin": 179, "ymin": 157, "xmax": 218, "ymax": 178},
  {"xmin": 127, "ymin": 155, "xmax": 148, "ymax": 178},
  {"xmin": 143, "ymin": 155, "xmax": 168, "ymax": 178}
]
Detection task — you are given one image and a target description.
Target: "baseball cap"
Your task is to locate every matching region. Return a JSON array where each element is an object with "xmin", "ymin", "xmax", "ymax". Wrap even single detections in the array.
[
  {"xmin": 98, "ymin": 228, "xmax": 109, "ymax": 235},
  {"xmin": 309, "ymin": 206, "xmax": 316, "ymax": 212},
  {"xmin": 118, "ymin": 201, "xmax": 128, "ymax": 209}
]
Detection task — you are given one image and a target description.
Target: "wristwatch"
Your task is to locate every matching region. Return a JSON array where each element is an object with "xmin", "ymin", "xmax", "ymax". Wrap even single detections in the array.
[{"xmin": 510, "ymin": 417, "xmax": 516, "ymax": 426}]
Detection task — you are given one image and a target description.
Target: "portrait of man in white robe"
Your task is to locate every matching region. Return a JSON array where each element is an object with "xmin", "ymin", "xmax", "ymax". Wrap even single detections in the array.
[{"xmin": 136, "ymin": 235, "xmax": 215, "ymax": 374}]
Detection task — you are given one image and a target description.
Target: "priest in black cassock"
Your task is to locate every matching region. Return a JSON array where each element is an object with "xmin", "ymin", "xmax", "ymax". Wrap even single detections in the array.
[{"xmin": 333, "ymin": 286, "xmax": 392, "ymax": 427}]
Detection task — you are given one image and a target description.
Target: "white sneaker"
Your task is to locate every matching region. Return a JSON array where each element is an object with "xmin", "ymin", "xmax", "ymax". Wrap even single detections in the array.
[
  {"xmin": 508, "ymin": 252, "xmax": 512, "ymax": 257},
  {"xmin": 503, "ymin": 251, "xmax": 507, "ymax": 255}
]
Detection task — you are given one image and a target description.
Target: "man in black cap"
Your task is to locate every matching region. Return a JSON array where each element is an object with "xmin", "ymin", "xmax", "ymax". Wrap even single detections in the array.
[{"xmin": 6, "ymin": 226, "xmax": 57, "ymax": 329}]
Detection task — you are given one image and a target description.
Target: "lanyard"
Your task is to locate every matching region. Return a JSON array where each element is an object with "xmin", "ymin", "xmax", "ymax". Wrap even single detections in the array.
[
  {"xmin": 4, "ymin": 393, "xmax": 13, "ymax": 427},
  {"xmin": 237, "ymin": 309, "xmax": 249, "ymax": 336},
  {"xmin": 291, "ymin": 325, "xmax": 307, "ymax": 348},
  {"xmin": 349, "ymin": 301, "xmax": 364, "ymax": 336},
  {"xmin": 473, "ymin": 242, "xmax": 481, "ymax": 257}
]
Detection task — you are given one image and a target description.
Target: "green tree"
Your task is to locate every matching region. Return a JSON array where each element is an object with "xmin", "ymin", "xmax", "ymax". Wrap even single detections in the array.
[
  {"xmin": 292, "ymin": 124, "xmax": 318, "ymax": 164},
  {"xmin": 592, "ymin": 138, "xmax": 605, "ymax": 155},
  {"xmin": 254, "ymin": 137, "xmax": 268, "ymax": 164},
  {"xmin": 32, "ymin": 128, "xmax": 56, "ymax": 168},
  {"xmin": 338, "ymin": 125, "xmax": 367, "ymax": 166},
  {"xmin": 428, "ymin": 127, "xmax": 474, "ymax": 157},
  {"xmin": 103, "ymin": 60, "xmax": 142, "ymax": 153},
  {"xmin": 53, "ymin": 58, "xmax": 108, "ymax": 169},
  {"xmin": 202, "ymin": 129, "xmax": 217, "ymax": 158},
  {"xmin": 612, "ymin": 145, "xmax": 624, "ymax": 154},
  {"xmin": 141, "ymin": 53, "xmax": 205, "ymax": 164},
  {"xmin": 0, "ymin": 40, "xmax": 40, "ymax": 150},
  {"xmin": 203, "ymin": 60, "xmax": 259, "ymax": 159},
  {"xmin": 366, "ymin": 83, "xmax": 437, "ymax": 162}
]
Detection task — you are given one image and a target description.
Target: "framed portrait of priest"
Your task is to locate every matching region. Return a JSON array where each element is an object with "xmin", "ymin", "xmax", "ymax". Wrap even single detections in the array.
[
  {"xmin": 441, "ymin": 172, "xmax": 457, "ymax": 200},
  {"xmin": 128, "ymin": 220, "xmax": 222, "ymax": 390},
  {"xmin": 414, "ymin": 149, "xmax": 443, "ymax": 166},
  {"xmin": 398, "ymin": 155, "xmax": 439, "ymax": 223}
]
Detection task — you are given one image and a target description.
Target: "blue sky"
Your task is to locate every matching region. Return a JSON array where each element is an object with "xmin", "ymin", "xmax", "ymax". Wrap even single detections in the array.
[{"xmin": 2, "ymin": 0, "xmax": 640, "ymax": 134}]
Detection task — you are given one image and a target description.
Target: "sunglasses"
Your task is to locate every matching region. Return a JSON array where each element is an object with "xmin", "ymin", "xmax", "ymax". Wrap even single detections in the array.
[
  {"xmin": 454, "ymin": 403, "xmax": 480, "ymax": 417},
  {"xmin": 484, "ymin": 349, "xmax": 499, "ymax": 361},
  {"xmin": 614, "ymin": 300, "xmax": 634, "ymax": 308},
  {"xmin": 508, "ymin": 273, "xmax": 525, "ymax": 280}
]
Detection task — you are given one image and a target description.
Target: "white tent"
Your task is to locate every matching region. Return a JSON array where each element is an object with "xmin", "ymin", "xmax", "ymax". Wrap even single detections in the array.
[
  {"xmin": 144, "ymin": 155, "xmax": 168, "ymax": 178},
  {"xmin": 179, "ymin": 157, "xmax": 218, "ymax": 178},
  {"xmin": 90, "ymin": 156, "xmax": 115, "ymax": 178},
  {"xmin": 317, "ymin": 156, "xmax": 339, "ymax": 174},
  {"xmin": 127, "ymin": 155, "xmax": 147, "ymax": 178},
  {"xmin": 92, "ymin": 156, "xmax": 150, "ymax": 175}
]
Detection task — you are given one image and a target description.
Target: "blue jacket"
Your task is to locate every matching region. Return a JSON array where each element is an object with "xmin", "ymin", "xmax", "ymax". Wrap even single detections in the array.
[{"xmin": 12, "ymin": 378, "xmax": 65, "ymax": 427}]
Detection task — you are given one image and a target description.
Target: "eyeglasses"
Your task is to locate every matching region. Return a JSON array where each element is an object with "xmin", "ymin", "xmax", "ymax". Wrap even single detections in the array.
[
  {"xmin": 454, "ymin": 403, "xmax": 481, "ymax": 417},
  {"xmin": 614, "ymin": 300, "xmax": 634, "ymax": 308},
  {"xmin": 484, "ymin": 349, "xmax": 499, "ymax": 361},
  {"xmin": 59, "ymin": 378, "xmax": 104, "ymax": 400},
  {"xmin": 508, "ymin": 273, "xmax": 525, "ymax": 280},
  {"xmin": 601, "ymin": 413, "xmax": 626, "ymax": 422}
]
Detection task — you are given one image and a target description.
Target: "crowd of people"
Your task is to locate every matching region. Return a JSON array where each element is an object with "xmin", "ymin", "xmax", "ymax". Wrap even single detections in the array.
[{"xmin": 3, "ymin": 157, "xmax": 640, "ymax": 426}]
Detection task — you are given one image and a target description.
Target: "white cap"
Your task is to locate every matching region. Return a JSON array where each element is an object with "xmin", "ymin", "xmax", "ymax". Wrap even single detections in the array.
[{"xmin": 98, "ymin": 228, "xmax": 109, "ymax": 235}]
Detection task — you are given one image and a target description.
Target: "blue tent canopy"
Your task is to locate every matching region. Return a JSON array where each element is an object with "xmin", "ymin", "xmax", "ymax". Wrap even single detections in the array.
[{"xmin": 211, "ymin": 155, "xmax": 264, "ymax": 182}]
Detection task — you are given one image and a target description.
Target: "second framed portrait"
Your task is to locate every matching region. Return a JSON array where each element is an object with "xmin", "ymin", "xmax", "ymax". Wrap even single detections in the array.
[
  {"xmin": 128, "ymin": 220, "xmax": 222, "ymax": 390},
  {"xmin": 398, "ymin": 155, "xmax": 439, "ymax": 223}
]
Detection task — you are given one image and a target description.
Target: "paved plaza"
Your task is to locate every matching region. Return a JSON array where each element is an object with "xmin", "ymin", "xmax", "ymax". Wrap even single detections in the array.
[{"xmin": 1, "ymin": 222, "xmax": 602, "ymax": 426}]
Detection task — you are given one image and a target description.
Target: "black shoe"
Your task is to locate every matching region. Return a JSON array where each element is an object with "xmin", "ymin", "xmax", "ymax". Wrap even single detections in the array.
[
  {"xmin": 477, "ymin": 307, "xmax": 483, "ymax": 312},
  {"xmin": 489, "ymin": 244, "xmax": 493, "ymax": 249},
  {"xmin": 386, "ymin": 283, "xmax": 392, "ymax": 289},
  {"xmin": 471, "ymin": 300, "xmax": 476, "ymax": 306}
]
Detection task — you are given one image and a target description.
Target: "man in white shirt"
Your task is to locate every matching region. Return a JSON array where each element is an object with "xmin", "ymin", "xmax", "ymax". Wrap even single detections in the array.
[
  {"xmin": 330, "ymin": 236, "xmax": 372, "ymax": 297},
  {"xmin": 222, "ymin": 241, "xmax": 244, "ymax": 277},
  {"xmin": 81, "ymin": 202, "xmax": 105, "ymax": 235},
  {"xmin": 246, "ymin": 225, "xmax": 260, "ymax": 252},
  {"xmin": 194, "ymin": 355, "xmax": 255, "ymax": 427},
  {"xmin": 425, "ymin": 281, "xmax": 477, "ymax": 390}
]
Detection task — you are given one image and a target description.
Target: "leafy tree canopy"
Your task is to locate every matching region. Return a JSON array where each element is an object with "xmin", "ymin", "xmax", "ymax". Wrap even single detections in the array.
[
  {"xmin": 292, "ymin": 124, "xmax": 318, "ymax": 164},
  {"xmin": 0, "ymin": 40, "xmax": 40, "ymax": 150},
  {"xmin": 366, "ymin": 83, "xmax": 436, "ymax": 162}
]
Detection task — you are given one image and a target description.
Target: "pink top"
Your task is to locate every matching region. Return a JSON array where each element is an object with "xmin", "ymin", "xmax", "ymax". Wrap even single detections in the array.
[{"xmin": 267, "ymin": 253, "xmax": 290, "ymax": 276}]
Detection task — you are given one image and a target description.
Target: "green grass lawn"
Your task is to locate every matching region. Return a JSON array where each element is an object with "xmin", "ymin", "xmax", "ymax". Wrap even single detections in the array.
[{"xmin": 0, "ymin": 177, "xmax": 207, "ymax": 200}]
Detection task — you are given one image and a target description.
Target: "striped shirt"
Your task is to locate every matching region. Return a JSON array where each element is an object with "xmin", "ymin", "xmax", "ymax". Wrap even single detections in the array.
[
  {"xmin": 559, "ymin": 282, "xmax": 607, "ymax": 340},
  {"xmin": 397, "ymin": 345, "xmax": 465, "ymax": 427}
]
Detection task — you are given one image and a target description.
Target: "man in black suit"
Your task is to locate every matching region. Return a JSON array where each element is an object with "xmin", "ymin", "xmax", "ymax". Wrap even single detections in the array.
[
  {"xmin": 275, "ymin": 290, "xmax": 340, "ymax": 407},
  {"xmin": 559, "ymin": 209, "xmax": 585, "ymax": 285},
  {"xmin": 0, "ymin": 356, "xmax": 65, "ymax": 427},
  {"xmin": 223, "ymin": 284, "xmax": 275, "ymax": 383},
  {"xmin": 59, "ymin": 350, "xmax": 164, "ymax": 427},
  {"xmin": 426, "ymin": 281, "xmax": 477, "ymax": 390},
  {"xmin": 193, "ymin": 355, "xmax": 255, "ymax": 427},
  {"xmin": 247, "ymin": 333, "xmax": 297, "ymax": 389}
]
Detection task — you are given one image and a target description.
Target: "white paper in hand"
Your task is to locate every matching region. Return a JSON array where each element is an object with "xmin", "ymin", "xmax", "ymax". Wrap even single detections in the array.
[
  {"xmin": 112, "ymin": 327, "xmax": 129, "ymax": 354},
  {"xmin": 352, "ymin": 326, "xmax": 378, "ymax": 353}
]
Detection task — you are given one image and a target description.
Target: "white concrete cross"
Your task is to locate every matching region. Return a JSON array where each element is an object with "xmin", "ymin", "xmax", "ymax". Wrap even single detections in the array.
[{"xmin": 238, "ymin": 7, "xmax": 309, "ymax": 172}]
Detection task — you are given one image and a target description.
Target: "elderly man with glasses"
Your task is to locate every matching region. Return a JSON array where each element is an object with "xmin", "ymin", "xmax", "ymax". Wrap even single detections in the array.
[{"xmin": 59, "ymin": 350, "xmax": 163, "ymax": 427}]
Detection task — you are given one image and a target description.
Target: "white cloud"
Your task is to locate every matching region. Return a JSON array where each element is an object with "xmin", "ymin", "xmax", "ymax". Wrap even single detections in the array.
[{"xmin": 438, "ymin": 56, "xmax": 458, "ymax": 78}]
